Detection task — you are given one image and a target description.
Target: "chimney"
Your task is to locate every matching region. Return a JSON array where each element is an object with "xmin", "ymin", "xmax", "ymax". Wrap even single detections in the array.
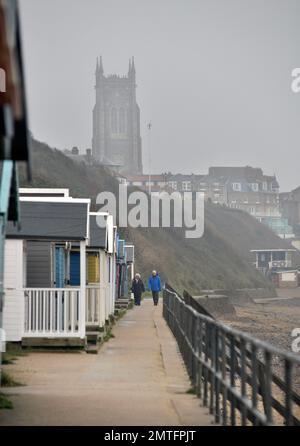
[{"xmin": 71, "ymin": 146, "xmax": 79, "ymax": 155}]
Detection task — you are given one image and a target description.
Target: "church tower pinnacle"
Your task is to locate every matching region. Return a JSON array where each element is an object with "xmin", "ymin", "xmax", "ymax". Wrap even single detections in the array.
[
  {"xmin": 131, "ymin": 56, "xmax": 136, "ymax": 80},
  {"xmin": 99, "ymin": 55, "xmax": 104, "ymax": 75}
]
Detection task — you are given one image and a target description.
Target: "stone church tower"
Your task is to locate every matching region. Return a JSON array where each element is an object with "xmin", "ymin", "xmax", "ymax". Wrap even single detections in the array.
[{"xmin": 92, "ymin": 57, "xmax": 143, "ymax": 174}]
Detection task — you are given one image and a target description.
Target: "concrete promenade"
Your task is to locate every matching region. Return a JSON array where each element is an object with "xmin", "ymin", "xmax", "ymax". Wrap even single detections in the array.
[{"xmin": 0, "ymin": 299, "xmax": 214, "ymax": 426}]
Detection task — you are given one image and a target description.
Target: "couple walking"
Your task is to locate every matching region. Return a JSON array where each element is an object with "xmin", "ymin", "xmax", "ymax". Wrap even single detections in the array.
[{"xmin": 131, "ymin": 270, "xmax": 161, "ymax": 306}]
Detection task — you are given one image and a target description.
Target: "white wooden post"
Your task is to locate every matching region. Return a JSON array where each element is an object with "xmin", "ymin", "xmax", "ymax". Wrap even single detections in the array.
[
  {"xmin": 79, "ymin": 241, "xmax": 86, "ymax": 339},
  {"xmin": 104, "ymin": 252, "xmax": 109, "ymax": 321},
  {"xmin": 271, "ymin": 251, "xmax": 273, "ymax": 268},
  {"xmin": 130, "ymin": 263, "xmax": 134, "ymax": 301},
  {"xmin": 110, "ymin": 255, "xmax": 114, "ymax": 315},
  {"xmin": 100, "ymin": 250, "xmax": 106, "ymax": 327},
  {"xmin": 112, "ymin": 253, "xmax": 116, "ymax": 312}
]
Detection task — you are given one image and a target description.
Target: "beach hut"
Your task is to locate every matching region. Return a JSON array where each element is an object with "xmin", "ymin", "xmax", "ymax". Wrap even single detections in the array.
[
  {"xmin": 3, "ymin": 197, "xmax": 90, "ymax": 346},
  {"xmin": 86, "ymin": 213, "xmax": 116, "ymax": 329}
]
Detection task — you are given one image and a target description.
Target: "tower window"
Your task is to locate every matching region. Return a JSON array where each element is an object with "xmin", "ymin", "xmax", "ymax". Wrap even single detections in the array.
[
  {"xmin": 119, "ymin": 108, "xmax": 126, "ymax": 133},
  {"xmin": 111, "ymin": 108, "xmax": 117, "ymax": 133}
]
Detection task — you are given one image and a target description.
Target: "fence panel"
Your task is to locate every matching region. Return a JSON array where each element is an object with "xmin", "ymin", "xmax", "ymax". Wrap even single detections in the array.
[
  {"xmin": 163, "ymin": 285, "xmax": 300, "ymax": 426},
  {"xmin": 24, "ymin": 288, "xmax": 81, "ymax": 337}
]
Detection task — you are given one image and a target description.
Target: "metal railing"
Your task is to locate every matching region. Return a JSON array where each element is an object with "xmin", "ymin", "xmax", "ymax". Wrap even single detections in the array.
[{"xmin": 163, "ymin": 285, "xmax": 300, "ymax": 426}]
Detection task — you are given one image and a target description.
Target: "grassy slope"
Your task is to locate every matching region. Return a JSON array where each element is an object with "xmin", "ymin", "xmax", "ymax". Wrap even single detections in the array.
[{"xmin": 19, "ymin": 139, "xmax": 299, "ymax": 294}]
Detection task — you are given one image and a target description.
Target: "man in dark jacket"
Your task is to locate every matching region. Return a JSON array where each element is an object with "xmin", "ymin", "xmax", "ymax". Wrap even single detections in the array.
[
  {"xmin": 148, "ymin": 270, "xmax": 162, "ymax": 306},
  {"xmin": 131, "ymin": 273, "xmax": 145, "ymax": 306}
]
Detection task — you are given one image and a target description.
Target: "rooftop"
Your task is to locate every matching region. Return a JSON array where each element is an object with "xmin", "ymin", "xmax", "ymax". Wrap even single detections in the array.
[
  {"xmin": 6, "ymin": 201, "xmax": 89, "ymax": 241},
  {"xmin": 89, "ymin": 214, "xmax": 107, "ymax": 249}
]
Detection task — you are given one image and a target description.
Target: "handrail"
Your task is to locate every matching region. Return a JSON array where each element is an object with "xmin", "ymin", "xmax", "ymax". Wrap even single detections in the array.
[
  {"xmin": 163, "ymin": 284, "xmax": 300, "ymax": 426},
  {"xmin": 24, "ymin": 287, "xmax": 81, "ymax": 291}
]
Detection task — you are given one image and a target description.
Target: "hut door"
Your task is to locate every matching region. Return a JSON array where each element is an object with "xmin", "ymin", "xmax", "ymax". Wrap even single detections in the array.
[
  {"xmin": 70, "ymin": 251, "xmax": 80, "ymax": 286},
  {"xmin": 55, "ymin": 247, "xmax": 65, "ymax": 288},
  {"xmin": 87, "ymin": 253, "xmax": 100, "ymax": 283}
]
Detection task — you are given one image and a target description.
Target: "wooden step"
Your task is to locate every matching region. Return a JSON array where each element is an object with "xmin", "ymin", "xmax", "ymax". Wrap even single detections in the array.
[
  {"xmin": 86, "ymin": 325, "xmax": 104, "ymax": 333},
  {"xmin": 115, "ymin": 302, "xmax": 129, "ymax": 308},
  {"xmin": 86, "ymin": 344, "xmax": 99, "ymax": 354},
  {"xmin": 115, "ymin": 300, "xmax": 129, "ymax": 304},
  {"xmin": 86, "ymin": 331, "xmax": 103, "ymax": 345},
  {"xmin": 22, "ymin": 337, "xmax": 85, "ymax": 348}
]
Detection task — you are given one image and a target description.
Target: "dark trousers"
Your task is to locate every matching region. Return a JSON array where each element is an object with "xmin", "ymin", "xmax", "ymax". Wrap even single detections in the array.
[
  {"xmin": 134, "ymin": 293, "xmax": 141, "ymax": 306},
  {"xmin": 152, "ymin": 291, "xmax": 159, "ymax": 306}
]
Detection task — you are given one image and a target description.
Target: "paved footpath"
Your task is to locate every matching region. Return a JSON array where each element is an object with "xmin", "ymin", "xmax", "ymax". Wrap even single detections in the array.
[{"xmin": 0, "ymin": 299, "xmax": 214, "ymax": 426}]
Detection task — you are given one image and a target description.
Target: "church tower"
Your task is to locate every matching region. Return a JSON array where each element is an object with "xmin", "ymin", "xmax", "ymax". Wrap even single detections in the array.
[{"xmin": 92, "ymin": 57, "xmax": 143, "ymax": 174}]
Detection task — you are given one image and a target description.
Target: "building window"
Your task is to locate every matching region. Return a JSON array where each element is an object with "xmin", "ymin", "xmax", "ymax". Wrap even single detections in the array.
[
  {"xmin": 262, "ymin": 181, "xmax": 268, "ymax": 191},
  {"xmin": 168, "ymin": 181, "xmax": 177, "ymax": 190},
  {"xmin": 111, "ymin": 108, "xmax": 117, "ymax": 133},
  {"xmin": 272, "ymin": 251, "xmax": 286, "ymax": 261},
  {"xmin": 232, "ymin": 183, "xmax": 241, "ymax": 191},
  {"xmin": 250, "ymin": 183, "xmax": 259, "ymax": 192},
  {"xmin": 119, "ymin": 108, "xmax": 126, "ymax": 133},
  {"xmin": 182, "ymin": 181, "xmax": 191, "ymax": 191}
]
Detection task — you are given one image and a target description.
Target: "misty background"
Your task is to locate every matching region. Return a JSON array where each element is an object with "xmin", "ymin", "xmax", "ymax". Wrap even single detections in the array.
[{"xmin": 19, "ymin": 0, "xmax": 300, "ymax": 190}]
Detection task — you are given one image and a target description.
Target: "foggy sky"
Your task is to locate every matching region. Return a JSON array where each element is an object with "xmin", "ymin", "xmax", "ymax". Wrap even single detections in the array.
[{"xmin": 19, "ymin": 0, "xmax": 300, "ymax": 190}]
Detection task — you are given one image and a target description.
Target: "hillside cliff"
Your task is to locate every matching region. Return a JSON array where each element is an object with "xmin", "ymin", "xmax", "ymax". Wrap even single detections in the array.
[{"xmin": 19, "ymin": 139, "xmax": 298, "ymax": 293}]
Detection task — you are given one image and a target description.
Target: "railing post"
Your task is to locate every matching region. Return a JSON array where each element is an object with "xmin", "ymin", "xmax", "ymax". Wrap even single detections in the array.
[
  {"xmin": 259, "ymin": 350, "xmax": 273, "ymax": 425},
  {"xmin": 215, "ymin": 326, "xmax": 220, "ymax": 424},
  {"xmin": 221, "ymin": 330, "xmax": 228, "ymax": 426},
  {"xmin": 209, "ymin": 323, "xmax": 215, "ymax": 416},
  {"xmin": 240, "ymin": 338, "xmax": 247, "ymax": 426},
  {"xmin": 284, "ymin": 359, "xmax": 293, "ymax": 426},
  {"xmin": 79, "ymin": 241, "xmax": 86, "ymax": 339},
  {"xmin": 203, "ymin": 321, "xmax": 209, "ymax": 408},
  {"xmin": 230, "ymin": 334, "xmax": 236, "ymax": 426}
]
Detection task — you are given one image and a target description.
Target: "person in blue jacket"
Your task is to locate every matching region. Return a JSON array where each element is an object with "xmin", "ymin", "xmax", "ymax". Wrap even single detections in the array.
[{"xmin": 148, "ymin": 270, "xmax": 161, "ymax": 306}]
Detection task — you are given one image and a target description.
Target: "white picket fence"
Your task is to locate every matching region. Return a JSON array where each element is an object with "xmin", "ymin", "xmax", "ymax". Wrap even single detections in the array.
[
  {"xmin": 24, "ymin": 288, "xmax": 82, "ymax": 337},
  {"xmin": 23, "ymin": 286, "xmax": 110, "ymax": 339},
  {"xmin": 85, "ymin": 285, "xmax": 106, "ymax": 328}
]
